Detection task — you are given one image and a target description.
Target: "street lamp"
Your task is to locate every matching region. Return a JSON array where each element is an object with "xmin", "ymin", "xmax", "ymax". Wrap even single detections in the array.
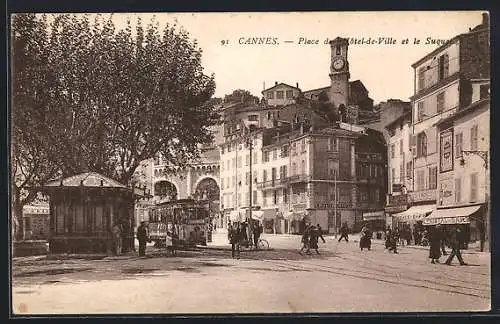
[
  {"xmin": 245, "ymin": 135, "xmax": 254, "ymax": 244},
  {"xmin": 459, "ymin": 150, "xmax": 489, "ymax": 252}
]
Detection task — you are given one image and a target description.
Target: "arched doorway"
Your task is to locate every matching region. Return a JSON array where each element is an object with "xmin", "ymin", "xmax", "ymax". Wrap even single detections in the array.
[
  {"xmin": 194, "ymin": 178, "xmax": 220, "ymax": 226},
  {"xmin": 154, "ymin": 181, "xmax": 178, "ymax": 201}
]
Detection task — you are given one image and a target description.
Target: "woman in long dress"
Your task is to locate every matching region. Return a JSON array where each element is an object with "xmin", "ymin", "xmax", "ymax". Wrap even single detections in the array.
[
  {"xmin": 428, "ymin": 225, "xmax": 442, "ymax": 263},
  {"xmin": 360, "ymin": 226, "xmax": 372, "ymax": 251}
]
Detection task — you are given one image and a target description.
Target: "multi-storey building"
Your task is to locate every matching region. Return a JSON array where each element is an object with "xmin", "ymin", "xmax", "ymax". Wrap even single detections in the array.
[
  {"xmin": 392, "ymin": 13, "xmax": 489, "ymax": 245},
  {"xmin": 384, "ymin": 111, "xmax": 414, "ymax": 228},
  {"xmin": 262, "ymin": 82, "xmax": 301, "ymax": 107},
  {"xmin": 219, "ymin": 36, "xmax": 388, "ymax": 234},
  {"xmin": 431, "ymin": 79, "xmax": 490, "ymax": 250}
]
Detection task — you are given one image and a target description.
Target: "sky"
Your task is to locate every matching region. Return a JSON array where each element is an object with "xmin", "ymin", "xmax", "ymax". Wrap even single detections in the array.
[{"xmin": 54, "ymin": 12, "xmax": 485, "ymax": 105}]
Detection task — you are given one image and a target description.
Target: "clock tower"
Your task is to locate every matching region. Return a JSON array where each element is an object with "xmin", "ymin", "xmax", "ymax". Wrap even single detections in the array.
[{"xmin": 329, "ymin": 37, "xmax": 350, "ymax": 109}]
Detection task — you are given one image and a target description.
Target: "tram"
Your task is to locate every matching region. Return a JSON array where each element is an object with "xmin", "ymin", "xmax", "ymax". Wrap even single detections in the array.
[{"xmin": 148, "ymin": 198, "xmax": 209, "ymax": 248}]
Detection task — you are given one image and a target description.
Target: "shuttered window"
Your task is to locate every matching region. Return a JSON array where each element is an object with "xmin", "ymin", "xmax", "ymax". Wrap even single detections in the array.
[
  {"xmin": 470, "ymin": 173, "xmax": 478, "ymax": 202},
  {"xmin": 470, "ymin": 125, "xmax": 478, "ymax": 151}
]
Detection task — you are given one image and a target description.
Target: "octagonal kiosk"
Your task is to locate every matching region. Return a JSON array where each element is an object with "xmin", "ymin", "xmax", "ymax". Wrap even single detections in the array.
[{"xmin": 41, "ymin": 172, "xmax": 146, "ymax": 255}]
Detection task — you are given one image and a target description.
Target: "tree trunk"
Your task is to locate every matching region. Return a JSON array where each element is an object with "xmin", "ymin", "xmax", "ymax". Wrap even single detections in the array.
[{"xmin": 13, "ymin": 193, "xmax": 24, "ymax": 241}]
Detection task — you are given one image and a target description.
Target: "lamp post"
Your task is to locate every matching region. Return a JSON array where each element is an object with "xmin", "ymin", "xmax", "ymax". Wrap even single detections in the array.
[
  {"xmin": 460, "ymin": 150, "xmax": 489, "ymax": 252},
  {"xmin": 246, "ymin": 135, "xmax": 254, "ymax": 244}
]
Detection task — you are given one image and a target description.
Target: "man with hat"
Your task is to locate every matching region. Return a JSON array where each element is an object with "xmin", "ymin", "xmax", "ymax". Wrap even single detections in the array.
[{"xmin": 137, "ymin": 221, "xmax": 148, "ymax": 257}]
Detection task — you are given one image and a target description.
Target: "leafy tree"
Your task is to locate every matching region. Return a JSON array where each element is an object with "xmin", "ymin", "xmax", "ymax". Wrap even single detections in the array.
[
  {"xmin": 11, "ymin": 13, "xmax": 220, "ymax": 239},
  {"xmin": 223, "ymin": 89, "xmax": 259, "ymax": 104}
]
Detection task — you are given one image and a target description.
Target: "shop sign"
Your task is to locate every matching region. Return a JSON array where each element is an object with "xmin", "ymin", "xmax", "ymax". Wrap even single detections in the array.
[
  {"xmin": 388, "ymin": 194, "xmax": 408, "ymax": 206},
  {"xmin": 385, "ymin": 205, "xmax": 408, "ymax": 213},
  {"xmin": 423, "ymin": 216, "xmax": 469, "ymax": 226},
  {"xmin": 409, "ymin": 189, "xmax": 437, "ymax": 203},
  {"xmin": 440, "ymin": 129, "xmax": 454, "ymax": 173},
  {"xmin": 314, "ymin": 201, "xmax": 352, "ymax": 209},
  {"xmin": 439, "ymin": 179, "xmax": 455, "ymax": 207}
]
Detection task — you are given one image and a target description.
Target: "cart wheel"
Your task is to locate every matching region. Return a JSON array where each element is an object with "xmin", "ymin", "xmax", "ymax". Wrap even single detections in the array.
[{"xmin": 258, "ymin": 239, "xmax": 269, "ymax": 250}]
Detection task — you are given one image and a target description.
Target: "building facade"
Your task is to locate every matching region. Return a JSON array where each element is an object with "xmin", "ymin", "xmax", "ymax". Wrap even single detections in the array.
[
  {"xmin": 262, "ymin": 82, "xmax": 301, "ymax": 107},
  {"xmin": 432, "ymin": 79, "xmax": 490, "ymax": 250},
  {"xmin": 390, "ymin": 14, "xmax": 489, "ymax": 248}
]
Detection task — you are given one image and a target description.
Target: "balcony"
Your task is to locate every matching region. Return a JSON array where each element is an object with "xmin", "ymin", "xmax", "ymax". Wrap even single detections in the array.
[
  {"xmin": 409, "ymin": 189, "xmax": 437, "ymax": 203},
  {"xmin": 356, "ymin": 152, "xmax": 384, "ymax": 161},
  {"xmin": 287, "ymin": 174, "xmax": 312, "ymax": 184},
  {"xmin": 256, "ymin": 178, "xmax": 288, "ymax": 190}
]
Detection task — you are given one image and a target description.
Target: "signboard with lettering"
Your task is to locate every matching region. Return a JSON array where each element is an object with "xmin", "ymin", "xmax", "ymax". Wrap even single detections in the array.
[
  {"xmin": 440, "ymin": 129, "xmax": 453, "ymax": 173},
  {"xmin": 409, "ymin": 189, "xmax": 437, "ymax": 203},
  {"xmin": 423, "ymin": 216, "xmax": 469, "ymax": 226},
  {"xmin": 439, "ymin": 178, "xmax": 454, "ymax": 207}
]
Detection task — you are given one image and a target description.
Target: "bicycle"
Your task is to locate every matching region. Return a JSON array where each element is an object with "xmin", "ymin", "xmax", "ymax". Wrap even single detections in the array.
[{"xmin": 240, "ymin": 238, "xmax": 270, "ymax": 251}]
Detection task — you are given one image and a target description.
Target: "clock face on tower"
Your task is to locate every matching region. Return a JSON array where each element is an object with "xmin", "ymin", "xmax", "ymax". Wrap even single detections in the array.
[{"xmin": 332, "ymin": 57, "xmax": 345, "ymax": 71}]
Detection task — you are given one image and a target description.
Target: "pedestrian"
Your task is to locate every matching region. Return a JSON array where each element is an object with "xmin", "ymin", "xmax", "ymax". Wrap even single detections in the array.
[
  {"xmin": 229, "ymin": 223, "xmax": 242, "ymax": 259},
  {"xmin": 388, "ymin": 228, "xmax": 398, "ymax": 254},
  {"xmin": 299, "ymin": 224, "xmax": 312, "ymax": 255},
  {"xmin": 306, "ymin": 226, "xmax": 322, "ymax": 255},
  {"xmin": 338, "ymin": 222, "xmax": 349, "ymax": 242},
  {"xmin": 360, "ymin": 225, "xmax": 372, "ymax": 251},
  {"xmin": 227, "ymin": 223, "xmax": 233, "ymax": 244},
  {"xmin": 137, "ymin": 221, "xmax": 148, "ymax": 257},
  {"xmin": 112, "ymin": 223, "xmax": 122, "ymax": 256},
  {"xmin": 428, "ymin": 225, "xmax": 442, "ymax": 264},
  {"xmin": 445, "ymin": 227, "xmax": 467, "ymax": 266},
  {"xmin": 253, "ymin": 221, "xmax": 263, "ymax": 249},
  {"xmin": 385, "ymin": 226, "xmax": 392, "ymax": 250},
  {"xmin": 316, "ymin": 224, "xmax": 326, "ymax": 243},
  {"xmin": 165, "ymin": 223, "xmax": 176, "ymax": 256}
]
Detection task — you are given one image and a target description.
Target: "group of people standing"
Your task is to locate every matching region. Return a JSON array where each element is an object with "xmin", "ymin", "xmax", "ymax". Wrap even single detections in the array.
[
  {"xmin": 299, "ymin": 224, "xmax": 326, "ymax": 255},
  {"xmin": 228, "ymin": 221, "xmax": 264, "ymax": 259}
]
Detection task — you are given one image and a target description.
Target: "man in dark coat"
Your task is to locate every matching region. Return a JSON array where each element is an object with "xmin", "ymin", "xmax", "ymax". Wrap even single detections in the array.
[
  {"xmin": 229, "ymin": 223, "xmax": 243, "ymax": 259},
  {"xmin": 306, "ymin": 226, "xmax": 321, "ymax": 255},
  {"xmin": 137, "ymin": 221, "xmax": 148, "ymax": 257},
  {"xmin": 338, "ymin": 222, "xmax": 349, "ymax": 242},
  {"xmin": 299, "ymin": 224, "xmax": 312, "ymax": 255},
  {"xmin": 316, "ymin": 224, "xmax": 326, "ymax": 243},
  {"xmin": 445, "ymin": 227, "xmax": 467, "ymax": 266}
]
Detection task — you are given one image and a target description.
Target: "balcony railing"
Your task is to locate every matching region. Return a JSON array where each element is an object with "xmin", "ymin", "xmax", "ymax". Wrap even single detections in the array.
[
  {"xmin": 287, "ymin": 174, "xmax": 312, "ymax": 184},
  {"xmin": 256, "ymin": 178, "xmax": 288, "ymax": 190}
]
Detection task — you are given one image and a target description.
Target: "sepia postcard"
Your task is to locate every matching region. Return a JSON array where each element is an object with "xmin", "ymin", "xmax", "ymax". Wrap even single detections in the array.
[{"xmin": 10, "ymin": 11, "xmax": 491, "ymax": 315}]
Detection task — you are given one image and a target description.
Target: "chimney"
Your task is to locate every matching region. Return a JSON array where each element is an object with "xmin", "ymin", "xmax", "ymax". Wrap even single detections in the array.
[
  {"xmin": 482, "ymin": 12, "xmax": 489, "ymax": 27},
  {"xmin": 296, "ymin": 82, "xmax": 299, "ymax": 89},
  {"xmin": 275, "ymin": 81, "xmax": 278, "ymax": 86}
]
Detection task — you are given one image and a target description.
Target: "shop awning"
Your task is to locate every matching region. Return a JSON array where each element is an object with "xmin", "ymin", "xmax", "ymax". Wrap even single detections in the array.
[
  {"xmin": 393, "ymin": 204, "xmax": 435, "ymax": 221},
  {"xmin": 423, "ymin": 205, "xmax": 481, "ymax": 226},
  {"xmin": 250, "ymin": 211, "xmax": 264, "ymax": 221},
  {"xmin": 283, "ymin": 211, "xmax": 306, "ymax": 221},
  {"xmin": 363, "ymin": 211, "xmax": 385, "ymax": 221}
]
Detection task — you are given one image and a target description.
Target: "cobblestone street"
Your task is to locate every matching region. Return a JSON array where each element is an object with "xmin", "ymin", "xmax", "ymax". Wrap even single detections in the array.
[{"xmin": 12, "ymin": 232, "xmax": 490, "ymax": 314}]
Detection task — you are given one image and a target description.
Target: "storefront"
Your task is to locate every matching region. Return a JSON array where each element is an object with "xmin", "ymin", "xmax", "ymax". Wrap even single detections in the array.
[
  {"xmin": 362, "ymin": 210, "xmax": 385, "ymax": 232},
  {"xmin": 283, "ymin": 211, "xmax": 307, "ymax": 234},
  {"xmin": 423, "ymin": 204, "xmax": 484, "ymax": 245},
  {"xmin": 393, "ymin": 204, "xmax": 435, "ymax": 227}
]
